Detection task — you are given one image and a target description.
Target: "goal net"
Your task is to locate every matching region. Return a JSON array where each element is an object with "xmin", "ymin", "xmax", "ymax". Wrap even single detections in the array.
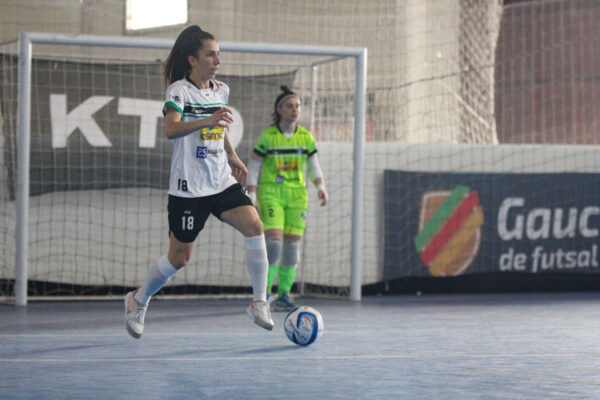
[
  {"xmin": 7, "ymin": 0, "xmax": 573, "ymax": 300},
  {"xmin": 379, "ymin": 0, "xmax": 600, "ymax": 284},
  {"xmin": 0, "ymin": 36, "xmax": 362, "ymax": 300}
]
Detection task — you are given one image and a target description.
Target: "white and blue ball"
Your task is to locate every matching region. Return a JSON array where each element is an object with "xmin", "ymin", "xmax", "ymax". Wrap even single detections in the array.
[{"xmin": 284, "ymin": 306, "xmax": 324, "ymax": 346}]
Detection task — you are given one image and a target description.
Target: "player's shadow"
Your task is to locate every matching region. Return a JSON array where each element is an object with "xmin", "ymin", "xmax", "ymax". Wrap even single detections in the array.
[
  {"xmin": 18, "ymin": 343, "xmax": 116, "ymax": 356},
  {"xmin": 239, "ymin": 345, "xmax": 296, "ymax": 354}
]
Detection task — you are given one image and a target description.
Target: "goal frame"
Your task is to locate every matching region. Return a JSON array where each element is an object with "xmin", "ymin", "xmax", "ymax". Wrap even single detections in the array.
[{"xmin": 14, "ymin": 32, "xmax": 367, "ymax": 305}]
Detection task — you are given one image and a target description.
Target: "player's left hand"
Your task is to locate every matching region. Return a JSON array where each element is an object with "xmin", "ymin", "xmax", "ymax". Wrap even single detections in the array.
[
  {"xmin": 228, "ymin": 154, "xmax": 248, "ymax": 184},
  {"xmin": 318, "ymin": 188, "xmax": 328, "ymax": 206}
]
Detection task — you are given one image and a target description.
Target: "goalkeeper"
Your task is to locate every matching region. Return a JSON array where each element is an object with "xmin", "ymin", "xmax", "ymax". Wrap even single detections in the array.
[{"xmin": 246, "ymin": 86, "xmax": 328, "ymax": 312}]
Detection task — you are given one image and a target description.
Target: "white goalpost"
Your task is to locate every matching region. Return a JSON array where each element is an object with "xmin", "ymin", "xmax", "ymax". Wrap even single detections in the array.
[{"xmin": 11, "ymin": 32, "xmax": 367, "ymax": 306}]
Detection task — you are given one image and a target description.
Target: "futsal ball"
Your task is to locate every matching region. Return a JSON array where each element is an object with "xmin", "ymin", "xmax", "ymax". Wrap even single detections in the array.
[{"xmin": 284, "ymin": 306, "xmax": 324, "ymax": 346}]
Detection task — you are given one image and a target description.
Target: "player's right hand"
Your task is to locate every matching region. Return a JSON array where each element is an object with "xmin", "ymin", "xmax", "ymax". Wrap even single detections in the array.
[
  {"xmin": 209, "ymin": 107, "xmax": 234, "ymax": 127},
  {"xmin": 318, "ymin": 188, "xmax": 328, "ymax": 206}
]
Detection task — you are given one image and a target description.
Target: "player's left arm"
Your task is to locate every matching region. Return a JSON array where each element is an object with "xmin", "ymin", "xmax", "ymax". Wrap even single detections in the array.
[
  {"xmin": 307, "ymin": 154, "xmax": 328, "ymax": 206},
  {"xmin": 224, "ymin": 130, "xmax": 247, "ymax": 184}
]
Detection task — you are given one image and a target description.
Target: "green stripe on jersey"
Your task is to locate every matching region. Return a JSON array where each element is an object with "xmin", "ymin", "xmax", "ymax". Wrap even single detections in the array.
[
  {"xmin": 182, "ymin": 114, "xmax": 209, "ymax": 119},
  {"xmin": 185, "ymin": 102, "xmax": 227, "ymax": 106},
  {"xmin": 163, "ymin": 101, "xmax": 183, "ymax": 116}
]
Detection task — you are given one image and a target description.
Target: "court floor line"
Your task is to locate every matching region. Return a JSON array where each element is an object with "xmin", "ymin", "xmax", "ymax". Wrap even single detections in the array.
[
  {"xmin": 0, "ymin": 352, "xmax": 598, "ymax": 363},
  {"xmin": 2, "ymin": 324, "xmax": 598, "ymax": 338}
]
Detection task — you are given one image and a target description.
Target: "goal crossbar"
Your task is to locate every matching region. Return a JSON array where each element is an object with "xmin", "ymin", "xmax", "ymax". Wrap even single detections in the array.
[{"xmin": 15, "ymin": 32, "xmax": 367, "ymax": 305}]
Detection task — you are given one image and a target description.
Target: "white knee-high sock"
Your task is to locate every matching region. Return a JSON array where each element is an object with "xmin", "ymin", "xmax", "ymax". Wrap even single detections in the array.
[
  {"xmin": 245, "ymin": 235, "xmax": 268, "ymax": 302},
  {"xmin": 134, "ymin": 255, "xmax": 178, "ymax": 306}
]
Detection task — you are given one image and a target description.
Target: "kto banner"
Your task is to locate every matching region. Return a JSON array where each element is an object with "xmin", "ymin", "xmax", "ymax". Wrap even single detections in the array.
[
  {"xmin": 0, "ymin": 55, "xmax": 294, "ymax": 199},
  {"xmin": 383, "ymin": 170, "xmax": 600, "ymax": 279}
]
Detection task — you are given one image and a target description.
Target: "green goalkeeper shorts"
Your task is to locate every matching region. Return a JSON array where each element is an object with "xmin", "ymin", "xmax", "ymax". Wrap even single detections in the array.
[{"xmin": 258, "ymin": 185, "xmax": 308, "ymax": 236}]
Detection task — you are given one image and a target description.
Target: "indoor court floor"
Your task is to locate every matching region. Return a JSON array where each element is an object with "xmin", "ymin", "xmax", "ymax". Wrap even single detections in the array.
[{"xmin": 2, "ymin": 292, "xmax": 600, "ymax": 399}]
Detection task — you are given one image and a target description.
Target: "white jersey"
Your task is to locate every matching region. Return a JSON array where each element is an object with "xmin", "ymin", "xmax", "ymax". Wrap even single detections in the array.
[{"xmin": 163, "ymin": 78, "xmax": 237, "ymax": 197}]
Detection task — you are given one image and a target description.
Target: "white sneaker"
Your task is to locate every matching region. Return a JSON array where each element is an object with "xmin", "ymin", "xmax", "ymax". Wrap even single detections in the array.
[
  {"xmin": 246, "ymin": 300, "xmax": 274, "ymax": 331},
  {"xmin": 124, "ymin": 288, "xmax": 147, "ymax": 339}
]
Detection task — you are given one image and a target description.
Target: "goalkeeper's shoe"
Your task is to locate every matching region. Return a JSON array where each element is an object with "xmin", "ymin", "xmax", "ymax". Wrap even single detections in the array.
[
  {"xmin": 273, "ymin": 292, "xmax": 297, "ymax": 312},
  {"xmin": 246, "ymin": 300, "xmax": 274, "ymax": 331},
  {"xmin": 124, "ymin": 288, "xmax": 147, "ymax": 339},
  {"xmin": 266, "ymin": 293, "xmax": 277, "ymax": 304}
]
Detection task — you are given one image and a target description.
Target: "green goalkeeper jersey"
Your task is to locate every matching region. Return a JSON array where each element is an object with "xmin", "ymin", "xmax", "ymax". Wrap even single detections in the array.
[{"xmin": 253, "ymin": 124, "xmax": 318, "ymax": 189}]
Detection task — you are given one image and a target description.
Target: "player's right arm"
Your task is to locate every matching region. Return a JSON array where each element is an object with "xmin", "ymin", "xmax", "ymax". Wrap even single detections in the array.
[
  {"xmin": 246, "ymin": 130, "xmax": 270, "ymax": 208},
  {"xmin": 307, "ymin": 151, "xmax": 328, "ymax": 206},
  {"xmin": 164, "ymin": 107, "xmax": 233, "ymax": 139},
  {"xmin": 246, "ymin": 152, "xmax": 263, "ymax": 210}
]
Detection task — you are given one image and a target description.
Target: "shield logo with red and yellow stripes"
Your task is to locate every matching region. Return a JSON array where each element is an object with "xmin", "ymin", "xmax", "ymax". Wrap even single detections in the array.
[{"xmin": 414, "ymin": 185, "xmax": 484, "ymax": 277}]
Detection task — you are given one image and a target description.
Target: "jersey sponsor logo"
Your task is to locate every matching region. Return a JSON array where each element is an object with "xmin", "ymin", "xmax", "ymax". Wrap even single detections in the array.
[
  {"xmin": 277, "ymin": 160, "xmax": 299, "ymax": 172},
  {"xmin": 196, "ymin": 147, "xmax": 222, "ymax": 158},
  {"xmin": 196, "ymin": 146, "xmax": 208, "ymax": 159},
  {"xmin": 276, "ymin": 175, "xmax": 284, "ymax": 184},
  {"xmin": 171, "ymin": 95, "xmax": 182, "ymax": 104},
  {"xmin": 199, "ymin": 126, "xmax": 224, "ymax": 141},
  {"xmin": 414, "ymin": 185, "xmax": 483, "ymax": 277}
]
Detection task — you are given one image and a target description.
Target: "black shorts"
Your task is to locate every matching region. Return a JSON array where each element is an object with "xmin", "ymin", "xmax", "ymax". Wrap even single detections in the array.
[{"xmin": 167, "ymin": 183, "xmax": 253, "ymax": 243}]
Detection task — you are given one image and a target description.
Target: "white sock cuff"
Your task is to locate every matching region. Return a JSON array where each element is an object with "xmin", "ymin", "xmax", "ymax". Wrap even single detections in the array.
[
  {"xmin": 245, "ymin": 235, "xmax": 266, "ymax": 250},
  {"xmin": 157, "ymin": 255, "xmax": 178, "ymax": 278}
]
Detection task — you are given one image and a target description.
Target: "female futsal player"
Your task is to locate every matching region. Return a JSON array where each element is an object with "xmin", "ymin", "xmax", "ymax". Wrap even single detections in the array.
[
  {"xmin": 246, "ymin": 86, "xmax": 328, "ymax": 311},
  {"xmin": 124, "ymin": 25, "xmax": 273, "ymax": 338}
]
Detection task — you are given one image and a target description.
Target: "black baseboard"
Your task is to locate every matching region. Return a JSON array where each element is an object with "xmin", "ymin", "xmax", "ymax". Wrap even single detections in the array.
[
  {"xmin": 363, "ymin": 272, "xmax": 600, "ymax": 296},
  {"xmin": 3, "ymin": 273, "xmax": 599, "ymax": 298}
]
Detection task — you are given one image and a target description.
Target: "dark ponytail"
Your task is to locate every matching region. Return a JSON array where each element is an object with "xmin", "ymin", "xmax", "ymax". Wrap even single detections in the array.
[
  {"xmin": 271, "ymin": 85, "xmax": 299, "ymax": 125},
  {"xmin": 164, "ymin": 25, "xmax": 216, "ymax": 87}
]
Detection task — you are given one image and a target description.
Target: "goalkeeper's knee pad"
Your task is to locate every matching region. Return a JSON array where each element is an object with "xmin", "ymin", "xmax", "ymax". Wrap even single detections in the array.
[
  {"xmin": 281, "ymin": 239, "xmax": 300, "ymax": 268},
  {"xmin": 265, "ymin": 236, "xmax": 282, "ymax": 266}
]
